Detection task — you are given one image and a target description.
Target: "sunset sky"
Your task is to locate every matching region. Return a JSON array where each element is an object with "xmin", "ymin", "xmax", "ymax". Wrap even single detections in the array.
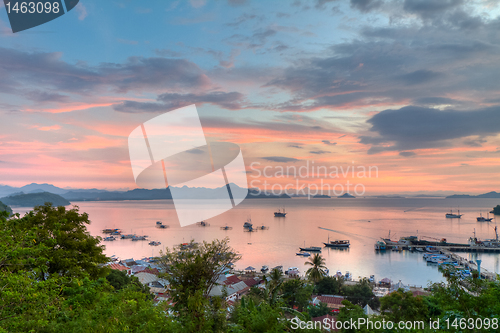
[{"xmin": 0, "ymin": 0, "xmax": 499, "ymax": 195}]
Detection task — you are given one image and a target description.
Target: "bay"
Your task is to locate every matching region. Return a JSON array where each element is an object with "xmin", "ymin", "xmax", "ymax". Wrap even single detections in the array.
[{"xmin": 13, "ymin": 197, "xmax": 500, "ymax": 286}]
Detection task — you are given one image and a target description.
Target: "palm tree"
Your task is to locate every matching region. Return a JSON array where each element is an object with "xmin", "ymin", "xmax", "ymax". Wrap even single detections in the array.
[
  {"xmin": 266, "ymin": 268, "xmax": 284, "ymax": 305},
  {"xmin": 304, "ymin": 253, "xmax": 327, "ymax": 283}
]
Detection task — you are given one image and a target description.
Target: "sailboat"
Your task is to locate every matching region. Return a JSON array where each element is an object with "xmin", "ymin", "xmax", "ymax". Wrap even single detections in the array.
[
  {"xmin": 446, "ymin": 209, "xmax": 463, "ymax": 218},
  {"xmin": 477, "ymin": 212, "xmax": 493, "ymax": 222},
  {"xmin": 274, "ymin": 207, "xmax": 287, "ymax": 217},
  {"xmin": 299, "ymin": 241, "xmax": 322, "ymax": 252},
  {"xmin": 323, "ymin": 234, "xmax": 350, "ymax": 248}
]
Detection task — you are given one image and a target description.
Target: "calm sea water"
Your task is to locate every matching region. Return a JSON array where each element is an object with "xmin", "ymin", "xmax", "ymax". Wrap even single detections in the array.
[{"xmin": 13, "ymin": 198, "xmax": 500, "ymax": 286}]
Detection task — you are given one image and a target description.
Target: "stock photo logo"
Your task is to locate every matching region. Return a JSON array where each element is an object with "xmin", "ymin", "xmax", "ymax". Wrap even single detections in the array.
[
  {"xmin": 3, "ymin": 0, "xmax": 79, "ymax": 33},
  {"xmin": 128, "ymin": 104, "xmax": 249, "ymax": 227}
]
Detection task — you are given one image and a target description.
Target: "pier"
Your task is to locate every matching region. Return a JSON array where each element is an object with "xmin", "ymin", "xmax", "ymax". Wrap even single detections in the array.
[
  {"xmin": 384, "ymin": 244, "xmax": 499, "ymax": 280},
  {"xmin": 440, "ymin": 249, "xmax": 497, "ymax": 280},
  {"xmin": 386, "ymin": 244, "xmax": 500, "ymax": 253}
]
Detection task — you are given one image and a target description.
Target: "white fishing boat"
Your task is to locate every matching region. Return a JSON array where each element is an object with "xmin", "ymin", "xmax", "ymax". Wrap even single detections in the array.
[{"xmin": 382, "ymin": 230, "xmax": 397, "ymax": 245}]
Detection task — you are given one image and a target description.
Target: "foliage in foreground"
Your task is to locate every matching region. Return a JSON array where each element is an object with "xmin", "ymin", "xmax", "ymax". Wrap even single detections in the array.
[{"xmin": 3, "ymin": 204, "xmax": 500, "ymax": 333}]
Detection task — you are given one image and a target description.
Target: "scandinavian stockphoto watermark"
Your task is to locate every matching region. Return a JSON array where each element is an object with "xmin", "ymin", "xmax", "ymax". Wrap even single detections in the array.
[
  {"xmin": 249, "ymin": 160, "xmax": 378, "ymax": 198},
  {"xmin": 127, "ymin": 104, "xmax": 249, "ymax": 227}
]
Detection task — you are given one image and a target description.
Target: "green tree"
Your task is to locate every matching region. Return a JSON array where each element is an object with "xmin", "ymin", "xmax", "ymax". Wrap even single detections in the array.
[
  {"xmin": 308, "ymin": 301, "xmax": 331, "ymax": 318},
  {"xmin": 4, "ymin": 203, "xmax": 109, "ymax": 280},
  {"xmin": 493, "ymin": 204, "xmax": 500, "ymax": 215},
  {"xmin": 304, "ymin": 253, "xmax": 327, "ymax": 283},
  {"xmin": 281, "ymin": 278, "xmax": 313, "ymax": 311},
  {"xmin": 158, "ymin": 238, "xmax": 241, "ymax": 298},
  {"xmin": 105, "ymin": 269, "xmax": 153, "ymax": 298},
  {"xmin": 229, "ymin": 297, "xmax": 289, "ymax": 332},
  {"xmin": 315, "ymin": 276, "xmax": 343, "ymax": 295},
  {"xmin": 336, "ymin": 300, "xmax": 370, "ymax": 333},
  {"xmin": 230, "ymin": 296, "xmax": 321, "ymax": 333},
  {"xmin": 0, "ymin": 201, "xmax": 12, "ymax": 216},
  {"xmin": 261, "ymin": 268, "xmax": 285, "ymax": 306},
  {"xmin": 341, "ymin": 279, "xmax": 379, "ymax": 309},
  {"xmin": 380, "ymin": 289, "xmax": 428, "ymax": 323},
  {"xmin": 157, "ymin": 238, "xmax": 241, "ymax": 332}
]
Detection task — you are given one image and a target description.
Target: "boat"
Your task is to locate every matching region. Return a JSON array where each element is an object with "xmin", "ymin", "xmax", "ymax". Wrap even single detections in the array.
[
  {"xmin": 415, "ymin": 247, "xmax": 424, "ymax": 252},
  {"xmin": 477, "ymin": 212, "xmax": 493, "ymax": 222},
  {"xmin": 483, "ymin": 226, "xmax": 500, "ymax": 247},
  {"xmin": 220, "ymin": 225, "xmax": 233, "ymax": 230},
  {"xmin": 468, "ymin": 229, "xmax": 483, "ymax": 247},
  {"xmin": 344, "ymin": 271, "xmax": 352, "ymax": 281},
  {"xmin": 324, "ymin": 236, "xmax": 350, "ymax": 248},
  {"xmin": 103, "ymin": 236, "xmax": 116, "ymax": 241},
  {"xmin": 261, "ymin": 265, "xmax": 269, "ymax": 272},
  {"xmin": 425, "ymin": 246, "xmax": 440, "ymax": 252},
  {"xmin": 374, "ymin": 241, "xmax": 386, "ymax": 250},
  {"xmin": 299, "ymin": 246, "xmax": 322, "ymax": 252},
  {"xmin": 243, "ymin": 218, "xmax": 253, "ymax": 229},
  {"xmin": 121, "ymin": 234, "xmax": 135, "ymax": 239},
  {"xmin": 369, "ymin": 275, "xmax": 375, "ymax": 283},
  {"xmin": 382, "ymin": 230, "xmax": 397, "ymax": 245},
  {"xmin": 131, "ymin": 235, "xmax": 148, "ymax": 241},
  {"xmin": 157, "ymin": 224, "xmax": 168, "ymax": 229},
  {"xmin": 274, "ymin": 207, "xmax": 287, "ymax": 217},
  {"xmin": 398, "ymin": 236, "xmax": 417, "ymax": 245},
  {"xmin": 446, "ymin": 209, "xmax": 463, "ymax": 218},
  {"xmin": 296, "ymin": 252, "xmax": 311, "ymax": 256},
  {"xmin": 286, "ymin": 267, "xmax": 299, "ymax": 274},
  {"xmin": 198, "ymin": 221, "xmax": 209, "ymax": 227},
  {"xmin": 258, "ymin": 225, "xmax": 269, "ymax": 230},
  {"xmin": 156, "ymin": 221, "xmax": 162, "ymax": 225},
  {"xmin": 334, "ymin": 270, "xmax": 342, "ymax": 278},
  {"xmin": 148, "ymin": 241, "xmax": 161, "ymax": 246},
  {"xmin": 102, "ymin": 228, "xmax": 120, "ymax": 234}
]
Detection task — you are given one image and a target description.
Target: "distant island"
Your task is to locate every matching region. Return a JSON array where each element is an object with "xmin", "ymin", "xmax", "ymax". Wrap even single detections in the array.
[
  {"xmin": 0, "ymin": 192, "xmax": 70, "ymax": 207},
  {"xmin": 0, "ymin": 183, "xmax": 290, "ymax": 202},
  {"xmin": 338, "ymin": 193, "xmax": 355, "ymax": 198},
  {"xmin": 446, "ymin": 191, "xmax": 500, "ymax": 199},
  {"xmin": 0, "ymin": 201, "xmax": 12, "ymax": 215}
]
